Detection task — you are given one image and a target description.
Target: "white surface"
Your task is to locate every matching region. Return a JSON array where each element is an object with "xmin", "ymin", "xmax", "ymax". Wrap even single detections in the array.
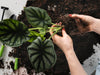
[
  {"xmin": 0, "ymin": 0, "xmax": 27, "ymax": 21},
  {"xmin": 83, "ymin": 43, "xmax": 100, "ymax": 75},
  {"xmin": 95, "ymin": 61, "xmax": 100, "ymax": 75},
  {"xmin": 0, "ymin": 43, "xmax": 14, "ymax": 75}
]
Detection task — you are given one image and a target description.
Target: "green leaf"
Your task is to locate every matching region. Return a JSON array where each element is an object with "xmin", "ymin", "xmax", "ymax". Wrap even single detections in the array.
[
  {"xmin": 28, "ymin": 31, "xmax": 46, "ymax": 42},
  {"xmin": 27, "ymin": 37, "xmax": 57, "ymax": 72},
  {"xmin": 39, "ymin": 28, "xmax": 46, "ymax": 36},
  {"xmin": 0, "ymin": 19, "xmax": 29, "ymax": 47},
  {"xmin": 25, "ymin": 7, "xmax": 52, "ymax": 28},
  {"xmin": 28, "ymin": 31, "xmax": 40, "ymax": 42}
]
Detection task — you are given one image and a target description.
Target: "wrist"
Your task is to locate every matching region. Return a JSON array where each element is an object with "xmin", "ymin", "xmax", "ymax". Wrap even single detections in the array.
[
  {"xmin": 90, "ymin": 19, "xmax": 100, "ymax": 32},
  {"xmin": 63, "ymin": 48, "xmax": 74, "ymax": 56},
  {"xmin": 64, "ymin": 49, "xmax": 76, "ymax": 62}
]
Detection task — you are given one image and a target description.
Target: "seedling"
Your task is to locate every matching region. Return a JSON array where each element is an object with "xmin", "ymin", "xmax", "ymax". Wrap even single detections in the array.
[
  {"xmin": 25, "ymin": 7, "xmax": 63, "ymax": 41},
  {"xmin": 0, "ymin": 6, "xmax": 64, "ymax": 72}
]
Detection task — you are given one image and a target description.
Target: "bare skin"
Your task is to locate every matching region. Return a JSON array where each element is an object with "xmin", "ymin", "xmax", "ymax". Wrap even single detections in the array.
[
  {"xmin": 50, "ymin": 14, "xmax": 100, "ymax": 75},
  {"xmin": 71, "ymin": 14, "xmax": 100, "ymax": 34}
]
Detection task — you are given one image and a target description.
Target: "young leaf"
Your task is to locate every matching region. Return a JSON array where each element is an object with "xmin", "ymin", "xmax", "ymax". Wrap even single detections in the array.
[
  {"xmin": 39, "ymin": 28, "xmax": 46, "ymax": 36},
  {"xmin": 27, "ymin": 37, "xmax": 57, "ymax": 72},
  {"xmin": 25, "ymin": 7, "xmax": 52, "ymax": 28},
  {"xmin": 0, "ymin": 19, "xmax": 29, "ymax": 47},
  {"xmin": 28, "ymin": 31, "xmax": 45, "ymax": 42}
]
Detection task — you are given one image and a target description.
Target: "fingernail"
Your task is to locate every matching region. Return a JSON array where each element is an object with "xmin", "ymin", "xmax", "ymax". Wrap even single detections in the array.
[
  {"xmin": 62, "ymin": 28, "xmax": 65, "ymax": 31},
  {"xmin": 52, "ymin": 25, "xmax": 55, "ymax": 27},
  {"xmin": 69, "ymin": 14, "xmax": 72, "ymax": 17}
]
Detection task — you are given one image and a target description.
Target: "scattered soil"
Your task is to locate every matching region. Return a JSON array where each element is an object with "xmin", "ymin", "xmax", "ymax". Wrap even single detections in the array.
[
  {"xmin": 8, "ymin": 0, "xmax": 100, "ymax": 75},
  {"xmin": 9, "ymin": 43, "xmax": 34, "ymax": 75},
  {"xmin": 0, "ymin": 59, "xmax": 4, "ymax": 68},
  {"xmin": 10, "ymin": 61, "xmax": 14, "ymax": 71},
  {"xmin": 7, "ymin": 65, "xmax": 10, "ymax": 69}
]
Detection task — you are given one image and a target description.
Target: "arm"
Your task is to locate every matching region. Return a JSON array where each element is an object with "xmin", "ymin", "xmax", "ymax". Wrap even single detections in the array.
[
  {"xmin": 65, "ymin": 48, "xmax": 87, "ymax": 75},
  {"xmin": 50, "ymin": 24, "xmax": 87, "ymax": 75},
  {"xmin": 70, "ymin": 14, "xmax": 100, "ymax": 35}
]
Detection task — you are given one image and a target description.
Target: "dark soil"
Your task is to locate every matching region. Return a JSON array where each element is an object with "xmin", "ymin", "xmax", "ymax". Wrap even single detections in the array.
[
  {"xmin": 0, "ymin": 59, "xmax": 4, "ymax": 68},
  {"xmin": 9, "ymin": 0, "xmax": 100, "ymax": 75},
  {"xmin": 10, "ymin": 61, "xmax": 14, "ymax": 71},
  {"xmin": 9, "ymin": 43, "xmax": 34, "ymax": 75}
]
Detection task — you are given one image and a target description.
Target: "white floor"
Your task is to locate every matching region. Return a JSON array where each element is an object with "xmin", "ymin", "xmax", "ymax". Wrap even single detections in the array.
[{"xmin": 83, "ymin": 43, "xmax": 100, "ymax": 75}]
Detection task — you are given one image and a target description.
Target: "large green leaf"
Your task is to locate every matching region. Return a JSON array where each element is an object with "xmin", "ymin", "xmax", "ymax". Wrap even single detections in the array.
[
  {"xmin": 25, "ymin": 7, "xmax": 52, "ymax": 28},
  {"xmin": 27, "ymin": 37, "xmax": 57, "ymax": 72},
  {"xmin": 0, "ymin": 19, "xmax": 29, "ymax": 47}
]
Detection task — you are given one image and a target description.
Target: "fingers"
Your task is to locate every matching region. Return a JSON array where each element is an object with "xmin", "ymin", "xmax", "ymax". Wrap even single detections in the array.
[
  {"xmin": 58, "ymin": 22, "xmax": 62, "ymax": 26},
  {"xmin": 50, "ymin": 25, "xmax": 55, "ymax": 35},
  {"xmin": 50, "ymin": 24, "xmax": 61, "ymax": 40},
  {"xmin": 50, "ymin": 22, "xmax": 62, "ymax": 35},
  {"xmin": 70, "ymin": 14, "xmax": 95, "ymax": 23},
  {"xmin": 62, "ymin": 28, "xmax": 67, "ymax": 37},
  {"xmin": 50, "ymin": 22, "xmax": 68, "ymax": 42},
  {"xmin": 70, "ymin": 14, "xmax": 85, "ymax": 19},
  {"xmin": 70, "ymin": 14, "xmax": 87, "ymax": 20}
]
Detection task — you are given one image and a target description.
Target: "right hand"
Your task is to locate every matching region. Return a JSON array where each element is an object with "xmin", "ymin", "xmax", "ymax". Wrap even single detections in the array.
[{"xmin": 70, "ymin": 14, "xmax": 100, "ymax": 35}]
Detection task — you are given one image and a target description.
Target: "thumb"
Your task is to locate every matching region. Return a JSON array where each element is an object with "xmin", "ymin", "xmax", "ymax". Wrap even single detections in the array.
[{"xmin": 62, "ymin": 28, "xmax": 67, "ymax": 37}]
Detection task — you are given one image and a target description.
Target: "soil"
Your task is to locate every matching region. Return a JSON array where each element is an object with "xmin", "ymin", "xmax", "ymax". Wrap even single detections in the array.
[
  {"xmin": 8, "ymin": 0, "xmax": 100, "ymax": 75},
  {"xmin": 0, "ymin": 59, "xmax": 4, "ymax": 68}
]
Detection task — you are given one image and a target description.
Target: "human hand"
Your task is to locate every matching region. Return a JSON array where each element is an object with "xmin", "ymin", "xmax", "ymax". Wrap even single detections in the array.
[
  {"xmin": 50, "ymin": 22, "xmax": 74, "ymax": 53},
  {"xmin": 69, "ymin": 14, "xmax": 100, "ymax": 34}
]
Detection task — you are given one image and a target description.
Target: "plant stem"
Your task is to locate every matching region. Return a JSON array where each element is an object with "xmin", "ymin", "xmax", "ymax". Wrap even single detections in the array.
[
  {"xmin": 48, "ymin": 26, "xmax": 62, "ymax": 40},
  {"xmin": 49, "ymin": 31, "xmax": 58, "ymax": 40},
  {"xmin": 51, "ymin": 23, "xmax": 55, "ymax": 25},
  {"xmin": 28, "ymin": 27, "xmax": 43, "ymax": 31},
  {"xmin": 0, "ymin": 45, "xmax": 5, "ymax": 57},
  {"xmin": 14, "ymin": 58, "xmax": 18, "ymax": 70},
  {"xmin": 28, "ymin": 23, "xmax": 63, "ymax": 40},
  {"xmin": 48, "ymin": 26, "xmax": 60, "ymax": 29}
]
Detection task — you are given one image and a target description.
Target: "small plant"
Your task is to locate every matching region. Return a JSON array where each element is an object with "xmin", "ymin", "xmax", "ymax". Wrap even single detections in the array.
[{"xmin": 0, "ymin": 6, "xmax": 63, "ymax": 72}]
